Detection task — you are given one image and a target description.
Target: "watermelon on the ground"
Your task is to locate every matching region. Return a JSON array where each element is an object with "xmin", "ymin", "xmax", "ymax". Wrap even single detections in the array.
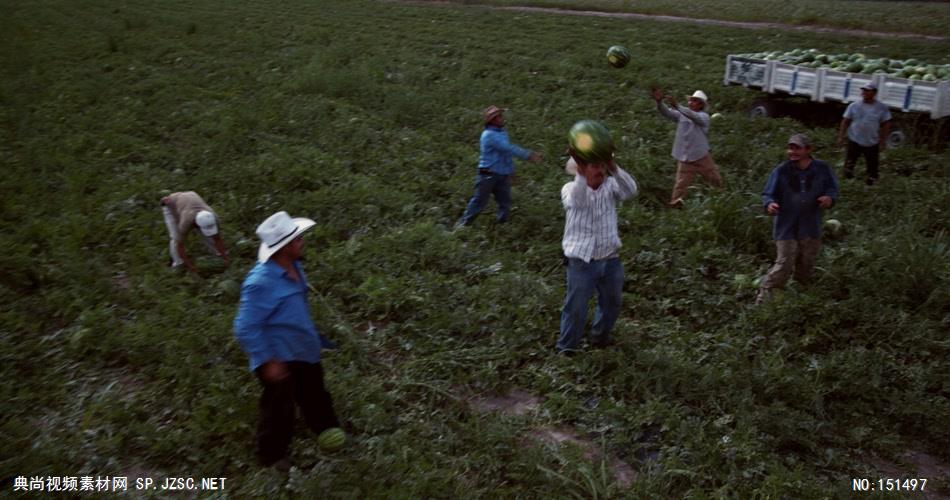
[
  {"xmin": 217, "ymin": 279, "xmax": 240, "ymax": 297},
  {"xmin": 196, "ymin": 255, "xmax": 228, "ymax": 273},
  {"xmin": 318, "ymin": 428, "xmax": 346, "ymax": 451},
  {"xmin": 824, "ymin": 219, "xmax": 843, "ymax": 237}
]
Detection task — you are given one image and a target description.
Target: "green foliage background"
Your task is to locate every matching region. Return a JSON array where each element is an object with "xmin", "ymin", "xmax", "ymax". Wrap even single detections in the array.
[{"xmin": 1, "ymin": 0, "xmax": 948, "ymax": 497}]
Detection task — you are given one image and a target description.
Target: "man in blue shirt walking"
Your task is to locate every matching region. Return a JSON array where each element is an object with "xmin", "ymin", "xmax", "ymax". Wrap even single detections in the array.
[
  {"xmin": 757, "ymin": 134, "xmax": 840, "ymax": 304},
  {"xmin": 456, "ymin": 105, "xmax": 542, "ymax": 228},
  {"xmin": 234, "ymin": 211, "xmax": 343, "ymax": 467}
]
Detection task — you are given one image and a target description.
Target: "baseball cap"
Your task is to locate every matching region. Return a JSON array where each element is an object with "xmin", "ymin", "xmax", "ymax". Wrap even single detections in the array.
[
  {"xmin": 195, "ymin": 210, "xmax": 219, "ymax": 237},
  {"xmin": 787, "ymin": 133, "xmax": 812, "ymax": 148}
]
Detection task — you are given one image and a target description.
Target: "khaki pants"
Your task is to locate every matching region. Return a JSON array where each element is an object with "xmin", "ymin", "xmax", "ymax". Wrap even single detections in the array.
[
  {"xmin": 756, "ymin": 239, "xmax": 822, "ymax": 302},
  {"xmin": 670, "ymin": 154, "xmax": 723, "ymax": 204}
]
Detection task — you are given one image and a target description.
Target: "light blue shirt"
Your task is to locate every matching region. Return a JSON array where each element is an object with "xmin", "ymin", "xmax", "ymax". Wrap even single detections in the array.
[
  {"xmin": 844, "ymin": 100, "xmax": 892, "ymax": 147},
  {"xmin": 233, "ymin": 260, "xmax": 328, "ymax": 371},
  {"xmin": 479, "ymin": 125, "xmax": 531, "ymax": 175}
]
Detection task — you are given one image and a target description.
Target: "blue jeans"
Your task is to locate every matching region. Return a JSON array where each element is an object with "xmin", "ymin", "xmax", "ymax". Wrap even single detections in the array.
[
  {"xmin": 458, "ymin": 173, "xmax": 511, "ymax": 225},
  {"xmin": 558, "ymin": 257, "xmax": 624, "ymax": 352}
]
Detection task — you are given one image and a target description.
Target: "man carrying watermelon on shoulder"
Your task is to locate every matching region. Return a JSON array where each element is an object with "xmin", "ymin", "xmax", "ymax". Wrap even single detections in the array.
[
  {"xmin": 455, "ymin": 105, "xmax": 543, "ymax": 228},
  {"xmin": 652, "ymin": 88, "xmax": 723, "ymax": 207}
]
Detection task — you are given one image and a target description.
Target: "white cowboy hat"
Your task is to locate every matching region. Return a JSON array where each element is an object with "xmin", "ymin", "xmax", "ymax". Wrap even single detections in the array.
[
  {"xmin": 255, "ymin": 211, "xmax": 316, "ymax": 262},
  {"xmin": 689, "ymin": 90, "xmax": 708, "ymax": 103},
  {"xmin": 195, "ymin": 210, "xmax": 219, "ymax": 237}
]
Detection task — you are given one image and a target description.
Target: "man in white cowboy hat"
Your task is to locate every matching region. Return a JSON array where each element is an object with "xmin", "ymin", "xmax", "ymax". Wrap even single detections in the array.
[
  {"xmin": 652, "ymin": 88, "xmax": 723, "ymax": 207},
  {"xmin": 233, "ymin": 211, "xmax": 343, "ymax": 468},
  {"xmin": 456, "ymin": 105, "xmax": 543, "ymax": 228},
  {"xmin": 837, "ymin": 82, "xmax": 891, "ymax": 186},
  {"xmin": 160, "ymin": 191, "xmax": 228, "ymax": 273}
]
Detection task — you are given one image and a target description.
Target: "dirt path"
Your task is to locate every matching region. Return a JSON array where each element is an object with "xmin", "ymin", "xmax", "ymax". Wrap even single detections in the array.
[{"xmin": 389, "ymin": 1, "xmax": 946, "ymax": 42}]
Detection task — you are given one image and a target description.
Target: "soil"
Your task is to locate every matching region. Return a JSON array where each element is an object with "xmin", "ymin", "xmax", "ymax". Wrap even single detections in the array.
[
  {"xmin": 869, "ymin": 451, "xmax": 950, "ymax": 500},
  {"xmin": 468, "ymin": 388, "xmax": 542, "ymax": 416},
  {"xmin": 389, "ymin": 0, "xmax": 945, "ymax": 42},
  {"xmin": 466, "ymin": 388, "xmax": 636, "ymax": 487}
]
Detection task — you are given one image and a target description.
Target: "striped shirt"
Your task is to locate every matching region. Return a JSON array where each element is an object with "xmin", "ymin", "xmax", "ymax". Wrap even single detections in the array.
[{"xmin": 561, "ymin": 166, "xmax": 638, "ymax": 262}]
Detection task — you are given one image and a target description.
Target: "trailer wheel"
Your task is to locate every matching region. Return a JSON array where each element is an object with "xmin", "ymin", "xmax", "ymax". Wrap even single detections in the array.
[
  {"xmin": 886, "ymin": 129, "xmax": 907, "ymax": 149},
  {"xmin": 750, "ymin": 99, "xmax": 775, "ymax": 118}
]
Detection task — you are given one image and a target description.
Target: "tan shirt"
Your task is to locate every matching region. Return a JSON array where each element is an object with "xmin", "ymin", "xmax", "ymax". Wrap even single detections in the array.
[{"xmin": 164, "ymin": 191, "xmax": 212, "ymax": 238}]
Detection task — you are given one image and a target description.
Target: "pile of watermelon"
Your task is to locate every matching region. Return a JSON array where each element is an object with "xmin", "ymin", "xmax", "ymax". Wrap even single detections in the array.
[{"xmin": 735, "ymin": 49, "xmax": 950, "ymax": 81}]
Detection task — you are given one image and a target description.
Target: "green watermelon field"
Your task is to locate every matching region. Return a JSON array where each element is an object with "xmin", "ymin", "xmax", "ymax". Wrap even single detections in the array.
[
  {"xmin": 435, "ymin": 0, "xmax": 950, "ymax": 38},
  {"xmin": 2, "ymin": 0, "xmax": 948, "ymax": 497}
]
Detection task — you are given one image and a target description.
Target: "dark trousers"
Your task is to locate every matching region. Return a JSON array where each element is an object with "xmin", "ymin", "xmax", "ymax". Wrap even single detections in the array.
[
  {"xmin": 458, "ymin": 172, "xmax": 512, "ymax": 225},
  {"xmin": 844, "ymin": 140, "xmax": 879, "ymax": 184},
  {"xmin": 255, "ymin": 361, "xmax": 339, "ymax": 465}
]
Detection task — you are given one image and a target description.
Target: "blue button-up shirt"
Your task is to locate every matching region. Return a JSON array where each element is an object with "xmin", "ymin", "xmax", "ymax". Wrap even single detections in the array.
[
  {"xmin": 762, "ymin": 159, "xmax": 840, "ymax": 240},
  {"xmin": 479, "ymin": 125, "xmax": 531, "ymax": 175},
  {"xmin": 233, "ymin": 260, "xmax": 326, "ymax": 371}
]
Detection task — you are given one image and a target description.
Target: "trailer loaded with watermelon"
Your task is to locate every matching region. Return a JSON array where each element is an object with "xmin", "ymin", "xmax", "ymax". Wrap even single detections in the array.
[{"xmin": 724, "ymin": 49, "xmax": 950, "ymax": 147}]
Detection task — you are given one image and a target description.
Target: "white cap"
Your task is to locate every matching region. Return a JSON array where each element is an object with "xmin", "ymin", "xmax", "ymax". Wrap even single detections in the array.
[
  {"xmin": 689, "ymin": 90, "xmax": 708, "ymax": 103},
  {"xmin": 195, "ymin": 210, "xmax": 219, "ymax": 237},
  {"xmin": 255, "ymin": 211, "xmax": 316, "ymax": 262}
]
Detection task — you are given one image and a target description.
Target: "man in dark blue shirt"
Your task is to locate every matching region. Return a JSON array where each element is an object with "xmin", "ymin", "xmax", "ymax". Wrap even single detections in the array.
[
  {"xmin": 234, "ymin": 211, "xmax": 343, "ymax": 467},
  {"xmin": 757, "ymin": 134, "xmax": 840, "ymax": 304}
]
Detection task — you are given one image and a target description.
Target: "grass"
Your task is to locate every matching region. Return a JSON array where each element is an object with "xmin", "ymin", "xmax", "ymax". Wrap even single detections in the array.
[
  {"xmin": 436, "ymin": 0, "xmax": 950, "ymax": 38},
  {"xmin": 1, "ymin": 0, "xmax": 949, "ymax": 497}
]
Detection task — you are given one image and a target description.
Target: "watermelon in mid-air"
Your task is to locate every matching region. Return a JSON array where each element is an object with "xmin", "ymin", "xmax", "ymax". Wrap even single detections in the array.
[
  {"xmin": 607, "ymin": 45, "xmax": 631, "ymax": 68},
  {"xmin": 568, "ymin": 120, "xmax": 614, "ymax": 164}
]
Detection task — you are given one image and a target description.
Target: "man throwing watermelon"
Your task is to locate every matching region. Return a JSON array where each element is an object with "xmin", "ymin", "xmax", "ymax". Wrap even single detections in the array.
[
  {"xmin": 557, "ymin": 121, "xmax": 639, "ymax": 355},
  {"xmin": 456, "ymin": 105, "xmax": 543, "ymax": 228},
  {"xmin": 652, "ymin": 88, "xmax": 723, "ymax": 207}
]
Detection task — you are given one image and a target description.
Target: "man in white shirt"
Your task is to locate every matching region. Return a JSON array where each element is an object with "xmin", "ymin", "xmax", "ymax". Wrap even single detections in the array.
[
  {"xmin": 837, "ymin": 83, "xmax": 891, "ymax": 185},
  {"xmin": 558, "ymin": 152, "xmax": 638, "ymax": 355},
  {"xmin": 653, "ymin": 88, "xmax": 722, "ymax": 207}
]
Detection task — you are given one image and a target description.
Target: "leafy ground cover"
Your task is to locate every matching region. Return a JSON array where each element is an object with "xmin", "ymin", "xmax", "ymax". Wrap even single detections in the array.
[
  {"xmin": 1, "ymin": 0, "xmax": 948, "ymax": 497},
  {"xmin": 423, "ymin": 0, "xmax": 950, "ymax": 38}
]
